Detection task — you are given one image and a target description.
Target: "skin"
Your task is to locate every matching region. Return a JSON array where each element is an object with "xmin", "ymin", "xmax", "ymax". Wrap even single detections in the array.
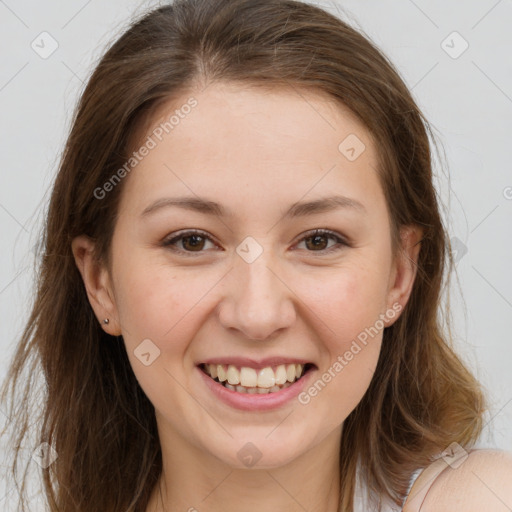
[
  {"xmin": 403, "ymin": 449, "xmax": 512, "ymax": 511},
  {"xmin": 72, "ymin": 82, "xmax": 423, "ymax": 512}
]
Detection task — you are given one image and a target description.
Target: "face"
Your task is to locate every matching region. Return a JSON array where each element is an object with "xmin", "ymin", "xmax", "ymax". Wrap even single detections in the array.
[{"xmin": 73, "ymin": 81, "xmax": 420, "ymax": 470}]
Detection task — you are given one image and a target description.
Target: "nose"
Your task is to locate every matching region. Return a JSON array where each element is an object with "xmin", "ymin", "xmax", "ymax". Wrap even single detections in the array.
[{"xmin": 216, "ymin": 250, "xmax": 296, "ymax": 341}]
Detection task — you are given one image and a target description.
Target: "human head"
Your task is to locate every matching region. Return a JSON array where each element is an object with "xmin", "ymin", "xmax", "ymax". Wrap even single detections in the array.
[
  {"xmin": 1, "ymin": 1, "xmax": 485, "ymax": 511},
  {"xmin": 73, "ymin": 76, "xmax": 420, "ymax": 469}
]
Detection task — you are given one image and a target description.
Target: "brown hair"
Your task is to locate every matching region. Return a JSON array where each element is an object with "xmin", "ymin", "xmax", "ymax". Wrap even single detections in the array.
[{"xmin": 0, "ymin": 0, "xmax": 486, "ymax": 510}]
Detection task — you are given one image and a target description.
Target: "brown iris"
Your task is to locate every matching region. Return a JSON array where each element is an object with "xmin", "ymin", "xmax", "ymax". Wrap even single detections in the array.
[{"xmin": 304, "ymin": 233, "xmax": 329, "ymax": 251}]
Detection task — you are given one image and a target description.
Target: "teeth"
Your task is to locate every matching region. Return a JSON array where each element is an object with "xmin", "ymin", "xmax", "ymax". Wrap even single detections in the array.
[
  {"xmin": 221, "ymin": 381, "xmax": 294, "ymax": 393},
  {"xmin": 204, "ymin": 362, "xmax": 309, "ymax": 393},
  {"xmin": 217, "ymin": 365, "xmax": 227, "ymax": 382},
  {"xmin": 275, "ymin": 365, "xmax": 288, "ymax": 385},
  {"xmin": 240, "ymin": 367, "xmax": 257, "ymax": 387},
  {"xmin": 286, "ymin": 364, "xmax": 296, "ymax": 382},
  {"xmin": 226, "ymin": 365, "xmax": 240, "ymax": 385},
  {"xmin": 257, "ymin": 367, "xmax": 275, "ymax": 388}
]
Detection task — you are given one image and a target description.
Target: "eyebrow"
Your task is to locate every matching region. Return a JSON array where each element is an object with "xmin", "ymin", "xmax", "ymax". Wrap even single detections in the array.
[{"xmin": 140, "ymin": 194, "xmax": 367, "ymax": 219}]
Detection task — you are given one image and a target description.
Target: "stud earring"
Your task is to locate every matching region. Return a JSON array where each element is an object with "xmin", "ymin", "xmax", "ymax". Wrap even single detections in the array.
[{"xmin": 103, "ymin": 318, "xmax": 110, "ymax": 325}]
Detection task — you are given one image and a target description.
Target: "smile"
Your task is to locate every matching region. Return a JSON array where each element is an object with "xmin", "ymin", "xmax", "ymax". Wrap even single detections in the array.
[{"xmin": 199, "ymin": 362, "xmax": 315, "ymax": 394}]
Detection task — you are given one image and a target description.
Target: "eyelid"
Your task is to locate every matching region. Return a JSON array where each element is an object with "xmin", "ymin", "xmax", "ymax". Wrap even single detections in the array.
[
  {"xmin": 161, "ymin": 228, "xmax": 349, "ymax": 255},
  {"xmin": 291, "ymin": 228, "xmax": 349, "ymax": 255},
  {"xmin": 162, "ymin": 229, "xmax": 221, "ymax": 255},
  {"xmin": 296, "ymin": 228, "xmax": 349, "ymax": 247}
]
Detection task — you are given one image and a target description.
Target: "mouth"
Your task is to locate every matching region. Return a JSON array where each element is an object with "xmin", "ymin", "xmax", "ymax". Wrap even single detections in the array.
[{"xmin": 198, "ymin": 362, "xmax": 316, "ymax": 394}]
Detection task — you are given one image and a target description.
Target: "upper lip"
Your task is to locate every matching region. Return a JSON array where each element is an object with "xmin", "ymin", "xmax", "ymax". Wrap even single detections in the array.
[{"xmin": 199, "ymin": 356, "xmax": 315, "ymax": 370}]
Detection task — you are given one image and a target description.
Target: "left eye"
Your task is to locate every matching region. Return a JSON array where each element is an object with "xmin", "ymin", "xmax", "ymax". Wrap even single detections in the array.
[
  {"xmin": 162, "ymin": 229, "xmax": 347, "ymax": 255},
  {"xmin": 295, "ymin": 229, "xmax": 347, "ymax": 253}
]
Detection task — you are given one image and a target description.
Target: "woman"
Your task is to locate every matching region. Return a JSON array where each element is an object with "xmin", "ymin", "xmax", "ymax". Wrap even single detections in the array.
[{"xmin": 1, "ymin": 0, "xmax": 511, "ymax": 511}]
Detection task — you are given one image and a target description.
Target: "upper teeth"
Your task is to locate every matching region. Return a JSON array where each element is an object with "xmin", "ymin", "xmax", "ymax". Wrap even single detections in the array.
[{"xmin": 204, "ymin": 363, "xmax": 305, "ymax": 388}]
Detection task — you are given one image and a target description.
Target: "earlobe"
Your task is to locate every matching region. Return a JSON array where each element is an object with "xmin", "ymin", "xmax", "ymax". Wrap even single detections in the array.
[
  {"xmin": 71, "ymin": 235, "xmax": 122, "ymax": 336},
  {"xmin": 384, "ymin": 225, "xmax": 423, "ymax": 326}
]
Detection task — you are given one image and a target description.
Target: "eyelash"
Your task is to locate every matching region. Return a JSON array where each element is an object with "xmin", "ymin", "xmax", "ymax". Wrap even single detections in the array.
[{"xmin": 161, "ymin": 229, "xmax": 348, "ymax": 256}]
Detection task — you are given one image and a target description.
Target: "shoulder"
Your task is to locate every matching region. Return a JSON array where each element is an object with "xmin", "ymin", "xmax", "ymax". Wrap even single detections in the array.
[{"xmin": 404, "ymin": 449, "xmax": 512, "ymax": 512}]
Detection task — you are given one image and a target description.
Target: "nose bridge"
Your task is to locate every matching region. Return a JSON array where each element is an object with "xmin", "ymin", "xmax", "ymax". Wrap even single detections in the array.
[{"xmin": 218, "ymin": 237, "xmax": 295, "ymax": 340}]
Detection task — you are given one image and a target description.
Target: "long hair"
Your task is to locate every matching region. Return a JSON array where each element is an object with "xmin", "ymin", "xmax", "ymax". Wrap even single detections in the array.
[{"xmin": 0, "ymin": 1, "xmax": 486, "ymax": 510}]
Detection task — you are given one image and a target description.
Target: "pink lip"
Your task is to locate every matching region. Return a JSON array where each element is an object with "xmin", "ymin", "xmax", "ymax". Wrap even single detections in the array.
[
  {"xmin": 196, "ymin": 365, "xmax": 315, "ymax": 412},
  {"xmin": 199, "ymin": 356, "xmax": 313, "ymax": 370}
]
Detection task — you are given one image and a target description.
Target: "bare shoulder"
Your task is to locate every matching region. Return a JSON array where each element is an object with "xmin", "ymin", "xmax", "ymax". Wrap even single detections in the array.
[{"xmin": 417, "ymin": 449, "xmax": 512, "ymax": 512}]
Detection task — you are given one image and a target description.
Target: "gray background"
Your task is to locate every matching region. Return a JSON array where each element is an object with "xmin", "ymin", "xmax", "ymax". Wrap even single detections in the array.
[{"xmin": 1, "ymin": 0, "xmax": 511, "ymax": 508}]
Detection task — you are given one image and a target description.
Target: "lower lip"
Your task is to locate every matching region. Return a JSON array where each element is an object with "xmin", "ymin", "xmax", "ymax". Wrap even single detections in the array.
[{"xmin": 197, "ymin": 365, "xmax": 314, "ymax": 412}]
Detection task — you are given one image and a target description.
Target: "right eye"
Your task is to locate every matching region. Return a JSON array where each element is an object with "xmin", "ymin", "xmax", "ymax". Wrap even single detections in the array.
[{"xmin": 161, "ymin": 230, "xmax": 219, "ymax": 255}]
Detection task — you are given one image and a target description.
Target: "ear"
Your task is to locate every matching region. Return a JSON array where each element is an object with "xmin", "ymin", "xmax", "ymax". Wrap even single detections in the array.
[
  {"xmin": 71, "ymin": 235, "xmax": 122, "ymax": 336},
  {"xmin": 384, "ymin": 224, "xmax": 423, "ymax": 327}
]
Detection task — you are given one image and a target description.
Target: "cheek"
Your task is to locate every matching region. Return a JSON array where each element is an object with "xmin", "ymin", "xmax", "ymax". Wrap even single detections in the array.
[
  {"xmin": 322, "ymin": 337, "xmax": 381, "ymax": 429},
  {"xmin": 113, "ymin": 254, "xmax": 219, "ymax": 365},
  {"xmin": 293, "ymin": 260, "xmax": 387, "ymax": 415},
  {"xmin": 299, "ymin": 325, "xmax": 382, "ymax": 436},
  {"xmin": 111, "ymin": 250, "xmax": 189, "ymax": 343},
  {"xmin": 112, "ymin": 262, "xmax": 199, "ymax": 405},
  {"xmin": 293, "ymin": 262, "xmax": 388, "ymax": 345}
]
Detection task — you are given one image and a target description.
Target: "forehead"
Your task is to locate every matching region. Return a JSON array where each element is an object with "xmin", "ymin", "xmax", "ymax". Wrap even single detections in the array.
[
  {"xmin": 118, "ymin": 81, "xmax": 384, "ymax": 219},
  {"xmin": 144, "ymin": 81, "xmax": 373, "ymax": 159}
]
